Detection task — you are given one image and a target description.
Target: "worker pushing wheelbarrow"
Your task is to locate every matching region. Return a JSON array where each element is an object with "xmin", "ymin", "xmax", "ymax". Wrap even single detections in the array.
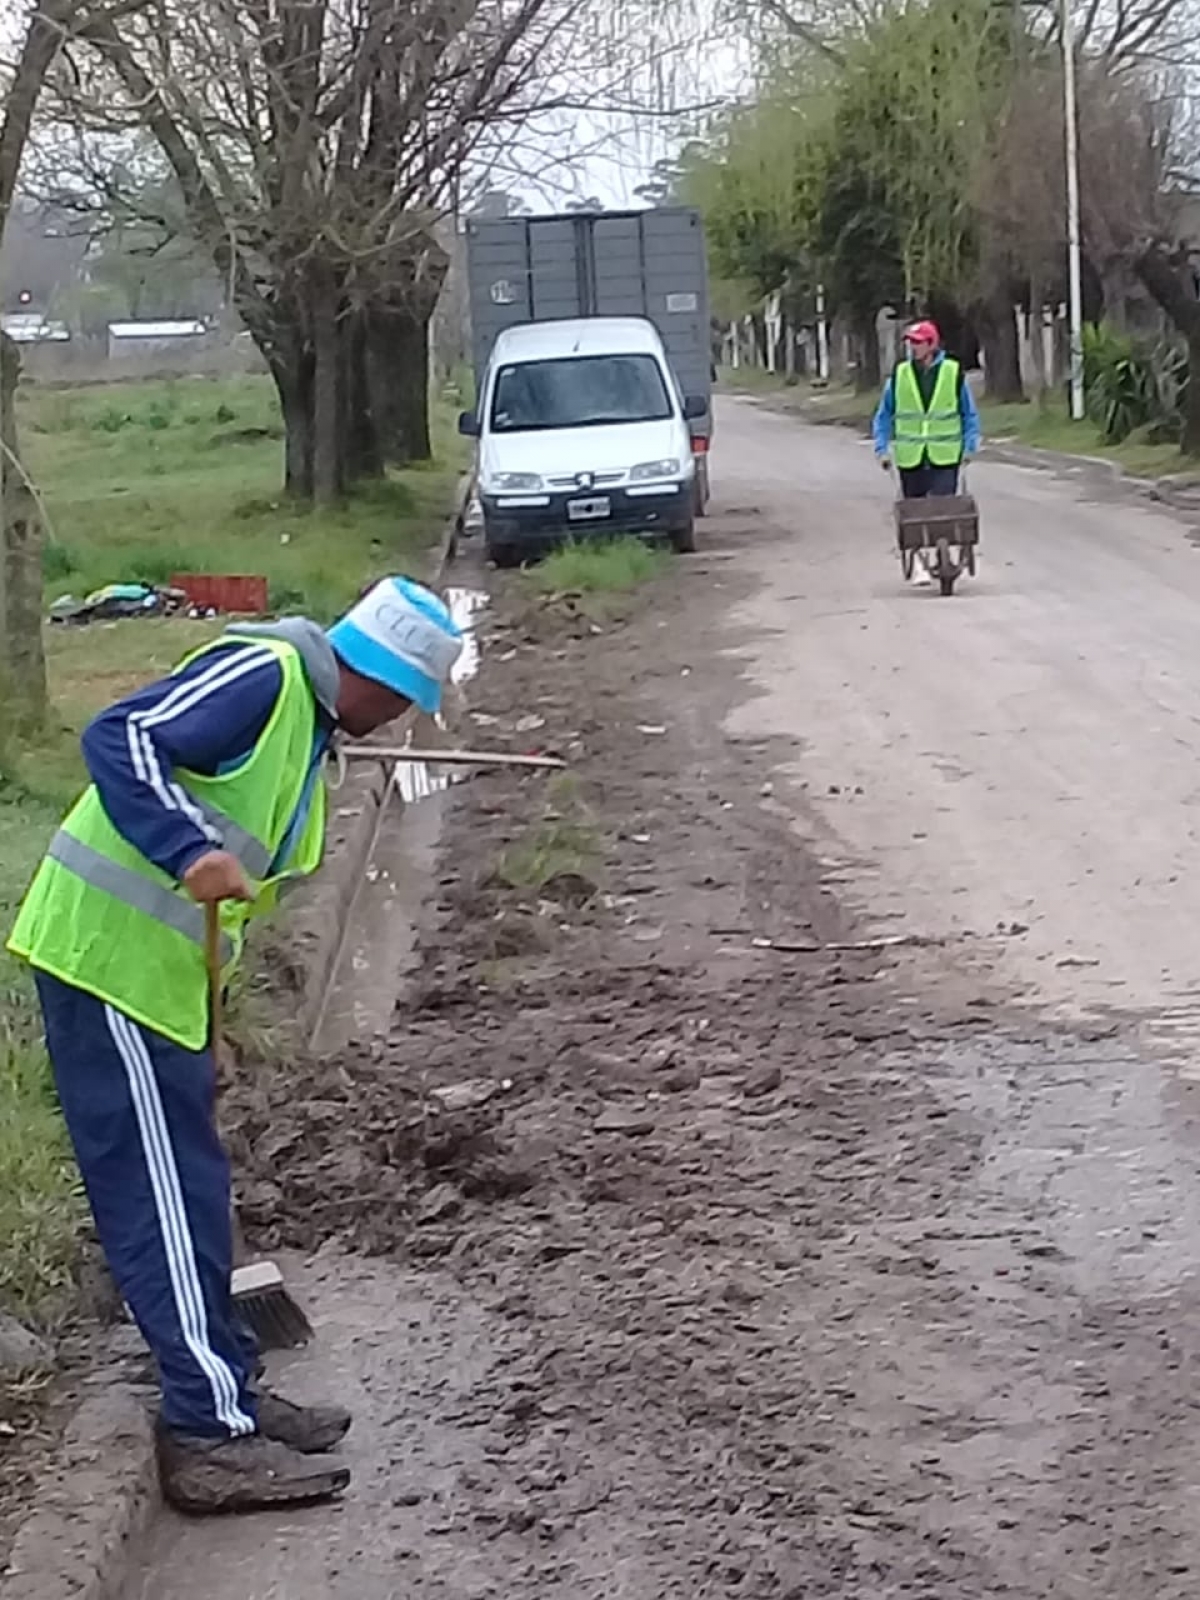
[{"xmin": 873, "ymin": 319, "xmax": 982, "ymax": 597}]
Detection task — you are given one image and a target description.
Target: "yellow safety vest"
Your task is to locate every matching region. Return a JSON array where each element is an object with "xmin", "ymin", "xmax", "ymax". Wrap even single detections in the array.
[
  {"xmin": 893, "ymin": 358, "xmax": 963, "ymax": 469},
  {"xmin": 8, "ymin": 635, "xmax": 326, "ymax": 1049}
]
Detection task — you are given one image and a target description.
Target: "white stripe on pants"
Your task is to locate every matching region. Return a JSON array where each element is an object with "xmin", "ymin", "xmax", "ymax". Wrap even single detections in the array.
[{"xmin": 104, "ymin": 1005, "xmax": 254, "ymax": 1435}]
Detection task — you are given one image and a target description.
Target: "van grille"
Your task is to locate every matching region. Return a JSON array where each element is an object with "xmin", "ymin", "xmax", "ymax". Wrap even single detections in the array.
[{"xmin": 546, "ymin": 471, "xmax": 625, "ymax": 488}]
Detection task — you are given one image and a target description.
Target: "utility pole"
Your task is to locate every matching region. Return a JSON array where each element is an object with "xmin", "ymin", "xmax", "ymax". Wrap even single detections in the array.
[
  {"xmin": 815, "ymin": 281, "xmax": 830, "ymax": 383},
  {"xmin": 1063, "ymin": 0, "xmax": 1085, "ymax": 420}
]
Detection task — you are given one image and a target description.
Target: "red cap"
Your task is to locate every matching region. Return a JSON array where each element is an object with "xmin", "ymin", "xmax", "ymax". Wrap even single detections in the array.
[{"xmin": 905, "ymin": 320, "xmax": 941, "ymax": 348}]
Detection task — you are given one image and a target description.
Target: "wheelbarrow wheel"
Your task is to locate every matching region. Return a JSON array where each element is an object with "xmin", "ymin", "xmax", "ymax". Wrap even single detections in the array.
[{"xmin": 935, "ymin": 537, "xmax": 958, "ymax": 596}]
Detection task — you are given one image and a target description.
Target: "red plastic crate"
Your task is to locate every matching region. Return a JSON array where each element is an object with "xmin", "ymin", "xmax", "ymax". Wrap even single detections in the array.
[{"xmin": 171, "ymin": 574, "xmax": 269, "ymax": 615}]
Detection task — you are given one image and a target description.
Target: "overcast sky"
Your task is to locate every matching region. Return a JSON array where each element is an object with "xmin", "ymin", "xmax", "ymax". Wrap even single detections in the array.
[{"xmin": 487, "ymin": 22, "xmax": 750, "ymax": 211}]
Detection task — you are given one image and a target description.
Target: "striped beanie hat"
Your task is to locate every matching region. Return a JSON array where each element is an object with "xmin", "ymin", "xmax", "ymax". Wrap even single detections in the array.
[{"xmin": 327, "ymin": 577, "xmax": 463, "ymax": 715}]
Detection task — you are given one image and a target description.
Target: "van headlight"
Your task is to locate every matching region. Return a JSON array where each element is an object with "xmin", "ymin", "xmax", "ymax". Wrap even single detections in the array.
[
  {"xmin": 486, "ymin": 471, "xmax": 543, "ymax": 492},
  {"xmin": 629, "ymin": 459, "xmax": 680, "ymax": 481}
]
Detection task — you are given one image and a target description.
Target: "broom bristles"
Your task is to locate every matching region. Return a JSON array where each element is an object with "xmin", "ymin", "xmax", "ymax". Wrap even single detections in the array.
[{"xmin": 232, "ymin": 1260, "xmax": 313, "ymax": 1351}]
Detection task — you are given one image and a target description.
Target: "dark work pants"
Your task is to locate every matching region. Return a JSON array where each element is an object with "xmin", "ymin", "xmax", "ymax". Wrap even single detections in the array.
[
  {"xmin": 898, "ymin": 464, "xmax": 960, "ymax": 499},
  {"xmin": 35, "ymin": 971, "xmax": 259, "ymax": 1438}
]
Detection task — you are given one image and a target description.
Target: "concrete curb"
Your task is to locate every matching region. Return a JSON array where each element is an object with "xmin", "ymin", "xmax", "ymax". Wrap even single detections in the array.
[
  {"xmin": 283, "ymin": 756, "xmax": 393, "ymax": 1042},
  {"xmin": 980, "ymin": 439, "xmax": 1200, "ymax": 516},
  {"xmin": 275, "ymin": 500, "xmax": 466, "ymax": 1041},
  {"xmin": 3, "ymin": 507, "xmax": 467, "ymax": 1600},
  {"xmin": 3, "ymin": 1389, "xmax": 156, "ymax": 1600}
]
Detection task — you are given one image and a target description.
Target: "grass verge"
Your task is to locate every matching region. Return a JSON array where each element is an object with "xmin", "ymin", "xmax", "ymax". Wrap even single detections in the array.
[
  {"xmin": 0, "ymin": 1044, "xmax": 81, "ymax": 1323},
  {"xmin": 529, "ymin": 537, "xmax": 669, "ymax": 595},
  {"xmin": 496, "ymin": 775, "xmax": 602, "ymax": 895},
  {"xmin": 1, "ymin": 373, "xmax": 465, "ymax": 1325}
]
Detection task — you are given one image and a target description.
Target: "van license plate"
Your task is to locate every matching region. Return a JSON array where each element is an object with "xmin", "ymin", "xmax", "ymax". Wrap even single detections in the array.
[{"xmin": 567, "ymin": 496, "xmax": 611, "ymax": 521}]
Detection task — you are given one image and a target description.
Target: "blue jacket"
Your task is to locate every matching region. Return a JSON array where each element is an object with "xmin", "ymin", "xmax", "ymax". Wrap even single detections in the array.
[
  {"xmin": 872, "ymin": 352, "xmax": 982, "ymax": 459},
  {"xmin": 82, "ymin": 640, "xmax": 331, "ymax": 885}
]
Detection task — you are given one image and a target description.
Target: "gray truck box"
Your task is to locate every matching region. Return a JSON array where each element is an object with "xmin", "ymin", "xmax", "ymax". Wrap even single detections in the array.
[{"xmin": 465, "ymin": 207, "xmax": 712, "ymax": 440}]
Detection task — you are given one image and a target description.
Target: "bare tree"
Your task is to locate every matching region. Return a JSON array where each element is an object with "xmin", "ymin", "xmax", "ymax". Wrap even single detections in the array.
[
  {"xmin": 1028, "ymin": 0, "xmax": 1198, "ymax": 66},
  {"xmin": 1073, "ymin": 67, "xmax": 1200, "ymax": 448},
  {"xmin": 42, "ymin": 0, "xmax": 703, "ymax": 506},
  {"xmin": 979, "ymin": 49, "xmax": 1200, "ymax": 446}
]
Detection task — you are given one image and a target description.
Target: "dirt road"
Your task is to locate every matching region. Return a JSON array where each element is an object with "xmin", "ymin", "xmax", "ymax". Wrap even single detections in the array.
[
  {"xmin": 720, "ymin": 397, "xmax": 1200, "ymax": 1040},
  {"xmin": 129, "ymin": 397, "xmax": 1200, "ymax": 1598}
]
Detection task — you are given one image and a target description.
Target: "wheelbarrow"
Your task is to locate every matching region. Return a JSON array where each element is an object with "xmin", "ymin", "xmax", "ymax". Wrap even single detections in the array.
[{"xmin": 892, "ymin": 470, "xmax": 980, "ymax": 597}]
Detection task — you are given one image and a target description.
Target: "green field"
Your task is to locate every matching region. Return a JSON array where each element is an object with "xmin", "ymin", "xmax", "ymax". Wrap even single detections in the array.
[
  {"xmin": 0, "ymin": 372, "xmax": 464, "ymax": 1325},
  {"xmin": 25, "ymin": 374, "xmax": 460, "ymax": 619}
]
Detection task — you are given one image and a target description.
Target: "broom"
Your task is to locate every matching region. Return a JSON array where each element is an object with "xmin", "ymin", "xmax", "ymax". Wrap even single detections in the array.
[{"xmin": 207, "ymin": 901, "xmax": 314, "ymax": 1351}]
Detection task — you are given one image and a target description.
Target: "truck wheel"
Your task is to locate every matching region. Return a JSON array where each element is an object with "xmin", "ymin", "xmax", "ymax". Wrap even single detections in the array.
[
  {"xmin": 693, "ymin": 457, "xmax": 710, "ymax": 519},
  {"xmin": 670, "ymin": 520, "xmax": 697, "ymax": 555}
]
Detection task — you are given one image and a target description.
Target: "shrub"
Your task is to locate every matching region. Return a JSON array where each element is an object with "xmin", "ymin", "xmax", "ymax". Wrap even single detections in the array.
[
  {"xmin": 1082, "ymin": 323, "xmax": 1156, "ymax": 444},
  {"xmin": 1080, "ymin": 322, "xmax": 1189, "ymax": 447}
]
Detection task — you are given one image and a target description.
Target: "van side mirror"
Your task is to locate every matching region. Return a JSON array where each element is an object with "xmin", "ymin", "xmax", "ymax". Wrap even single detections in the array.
[
  {"xmin": 457, "ymin": 410, "xmax": 480, "ymax": 438},
  {"xmin": 682, "ymin": 394, "xmax": 706, "ymax": 421}
]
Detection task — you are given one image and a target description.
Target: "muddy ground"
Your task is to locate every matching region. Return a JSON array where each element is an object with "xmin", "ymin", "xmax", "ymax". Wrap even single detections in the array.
[
  {"xmin": 12, "ymin": 490, "xmax": 1200, "ymax": 1594},
  {"xmin": 187, "ymin": 520, "xmax": 1197, "ymax": 1597}
]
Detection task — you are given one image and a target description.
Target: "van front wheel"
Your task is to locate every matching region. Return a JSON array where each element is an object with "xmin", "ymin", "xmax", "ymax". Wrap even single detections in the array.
[
  {"xmin": 670, "ymin": 520, "xmax": 697, "ymax": 555},
  {"xmin": 487, "ymin": 541, "xmax": 523, "ymax": 570}
]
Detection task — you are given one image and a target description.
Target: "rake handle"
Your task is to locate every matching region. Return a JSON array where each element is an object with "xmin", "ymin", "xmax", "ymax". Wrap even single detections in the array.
[{"xmin": 340, "ymin": 744, "xmax": 566, "ymax": 770}]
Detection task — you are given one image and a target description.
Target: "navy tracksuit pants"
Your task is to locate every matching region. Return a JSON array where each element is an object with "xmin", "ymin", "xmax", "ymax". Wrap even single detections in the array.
[
  {"xmin": 36, "ymin": 971, "xmax": 259, "ymax": 1438},
  {"xmin": 898, "ymin": 463, "xmax": 960, "ymax": 498}
]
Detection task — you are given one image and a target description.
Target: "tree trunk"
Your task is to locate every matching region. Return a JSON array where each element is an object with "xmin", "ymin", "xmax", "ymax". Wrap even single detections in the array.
[
  {"xmin": 342, "ymin": 310, "xmax": 382, "ymax": 483},
  {"xmin": 269, "ymin": 301, "xmax": 382, "ymax": 502},
  {"xmin": 979, "ymin": 290, "xmax": 1024, "ymax": 403},
  {"xmin": 1, "ymin": 332, "xmax": 45, "ymax": 734},
  {"xmin": 0, "ymin": 0, "xmax": 83, "ymax": 753},
  {"xmin": 1184, "ymin": 332, "xmax": 1200, "ymax": 457},
  {"xmin": 270, "ymin": 343, "xmax": 315, "ymax": 500},
  {"xmin": 1134, "ymin": 244, "xmax": 1200, "ymax": 457},
  {"xmin": 853, "ymin": 311, "xmax": 881, "ymax": 391},
  {"xmin": 311, "ymin": 266, "xmax": 342, "ymax": 507},
  {"xmin": 367, "ymin": 301, "xmax": 433, "ymax": 465}
]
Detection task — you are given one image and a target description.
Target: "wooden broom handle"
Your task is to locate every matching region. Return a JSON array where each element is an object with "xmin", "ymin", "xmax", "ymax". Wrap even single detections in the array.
[{"xmin": 205, "ymin": 901, "xmax": 223, "ymax": 1072}]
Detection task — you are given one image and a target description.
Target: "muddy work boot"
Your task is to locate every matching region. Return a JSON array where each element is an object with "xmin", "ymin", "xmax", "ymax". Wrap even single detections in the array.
[
  {"xmin": 255, "ymin": 1389, "xmax": 352, "ymax": 1454},
  {"xmin": 158, "ymin": 1429, "xmax": 350, "ymax": 1514}
]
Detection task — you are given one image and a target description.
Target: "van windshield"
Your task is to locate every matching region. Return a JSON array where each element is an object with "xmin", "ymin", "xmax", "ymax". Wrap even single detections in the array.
[{"xmin": 490, "ymin": 353, "xmax": 673, "ymax": 433}]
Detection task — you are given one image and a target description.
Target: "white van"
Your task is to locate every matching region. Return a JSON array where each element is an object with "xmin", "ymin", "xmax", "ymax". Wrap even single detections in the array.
[{"xmin": 459, "ymin": 316, "xmax": 705, "ymax": 568}]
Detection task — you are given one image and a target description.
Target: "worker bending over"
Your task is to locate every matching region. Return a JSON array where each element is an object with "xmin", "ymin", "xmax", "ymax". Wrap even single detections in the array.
[{"xmin": 9, "ymin": 577, "xmax": 462, "ymax": 1514}]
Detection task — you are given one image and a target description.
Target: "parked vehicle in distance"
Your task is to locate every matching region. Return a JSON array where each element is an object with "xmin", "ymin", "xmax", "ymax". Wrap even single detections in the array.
[
  {"xmin": 458, "ymin": 317, "xmax": 704, "ymax": 568},
  {"xmin": 465, "ymin": 207, "xmax": 713, "ymax": 527}
]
